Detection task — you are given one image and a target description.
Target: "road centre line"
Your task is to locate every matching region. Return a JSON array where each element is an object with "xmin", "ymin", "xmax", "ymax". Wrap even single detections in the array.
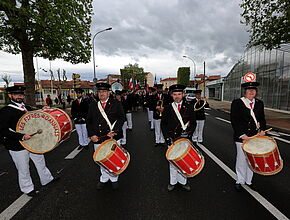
[
  {"xmin": 215, "ymin": 117, "xmax": 231, "ymax": 124},
  {"xmin": 205, "ymin": 113, "xmax": 210, "ymax": 116},
  {"xmin": 197, "ymin": 143, "xmax": 289, "ymax": 220},
  {"xmin": 278, "ymin": 132, "xmax": 290, "ymax": 137},
  {"xmin": 0, "ymin": 194, "xmax": 32, "ymax": 220}
]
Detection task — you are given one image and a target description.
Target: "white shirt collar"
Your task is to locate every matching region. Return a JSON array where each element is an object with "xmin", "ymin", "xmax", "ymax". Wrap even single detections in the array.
[{"xmin": 11, "ymin": 101, "xmax": 24, "ymax": 107}]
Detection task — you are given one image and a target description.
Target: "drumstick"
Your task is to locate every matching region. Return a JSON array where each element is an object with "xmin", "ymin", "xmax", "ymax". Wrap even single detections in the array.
[
  {"xmin": 248, "ymin": 128, "xmax": 273, "ymax": 139},
  {"xmin": 31, "ymin": 129, "xmax": 43, "ymax": 137}
]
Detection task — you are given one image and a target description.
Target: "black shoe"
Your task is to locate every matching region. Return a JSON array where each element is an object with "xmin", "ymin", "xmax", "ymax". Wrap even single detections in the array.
[
  {"xmin": 26, "ymin": 190, "xmax": 39, "ymax": 197},
  {"xmin": 181, "ymin": 183, "xmax": 191, "ymax": 192},
  {"xmin": 150, "ymin": 128, "xmax": 154, "ymax": 131},
  {"xmin": 246, "ymin": 183, "xmax": 258, "ymax": 191},
  {"xmin": 155, "ymin": 143, "xmax": 160, "ymax": 147},
  {"xmin": 45, "ymin": 175, "xmax": 61, "ymax": 186},
  {"xmin": 167, "ymin": 184, "xmax": 175, "ymax": 192},
  {"xmin": 129, "ymin": 128, "xmax": 132, "ymax": 131},
  {"xmin": 235, "ymin": 183, "xmax": 242, "ymax": 192},
  {"xmin": 77, "ymin": 145, "xmax": 84, "ymax": 150},
  {"xmin": 97, "ymin": 182, "xmax": 105, "ymax": 190},
  {"xmin": 112, "ymin": 182, "xmax": 119, "ymax": 190},
  {"xmin": 160, "ymin": 143, "xmax": 166, "ymax": 147}
]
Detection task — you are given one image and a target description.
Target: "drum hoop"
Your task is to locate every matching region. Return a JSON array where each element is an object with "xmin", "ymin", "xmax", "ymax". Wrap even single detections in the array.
[
  {"xmin": 112, "ymin": 151, "xmax": 130, "ymax": 175},
  {"xmin": 93, "ymin": 139, "xmax": 117, "ymax": 162},
  {"xmin": 242, "ymin": 135, "xmax": 277, "ymax": 155},
  {"xmin": 48, "ymin": 108, "xmax": 73, "ymax": 130},
  {"xmin": 16, "ymin": 110, "xmax": 61, "ymax": 154},
  {"xmin": 166, "ymin": 138, "xmax": 192, "ymax": 161}
]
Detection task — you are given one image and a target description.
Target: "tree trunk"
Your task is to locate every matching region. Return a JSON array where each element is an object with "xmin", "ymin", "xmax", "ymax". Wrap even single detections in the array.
[{"xmin": 21, "ymin": 48, "xmax": 36, "ymax": 106}]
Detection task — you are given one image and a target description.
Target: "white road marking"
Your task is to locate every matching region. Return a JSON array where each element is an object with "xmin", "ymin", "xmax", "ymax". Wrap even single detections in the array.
[
  {"xmin": 205, "ymin": 113, "xmax": 210, "ymax": 116},
  {"xmin": 65, "ymin": 146, "xmax": 83, "ymax": 159},
  {"xmin": 268, "ymin": 131, "xmax": 281, "ymax": 137},
  {"xmin": 197, "ymin": 143, "xmax": 289, "ymax": 220},
  {"xmin": 0, "ymin": 172, "xmax": 8, "ymax": 177},
  {"xmin": 215, "ymin": 117, "xmax": 231, "ymax": 124},
  {"xmin": 65, "ymin": 139, "xmax": 91, "ymax": 160},
  {"xmin": 278, "ymin": 132, "xmax": 290, "ymax": 137},
  {"xmin": 273, "ymin": 137, "xmax": 290, "ymax": 145},
  {"xmin": 0, "ymin": 194, "xmax": 32, "ymax": 220}
]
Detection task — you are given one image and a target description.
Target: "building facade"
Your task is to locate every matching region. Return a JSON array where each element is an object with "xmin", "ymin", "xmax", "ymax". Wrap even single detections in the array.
[
  {"xmin": 223, "ymin": 44, "xmax": 290, "ymax": 111},
  {"xmin": 160, "ymin": 77, "xmax": 177, "ymax": 89}
]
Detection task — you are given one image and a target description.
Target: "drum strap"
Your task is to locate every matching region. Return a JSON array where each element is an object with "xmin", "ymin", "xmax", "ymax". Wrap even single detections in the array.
[
  {"xmin": 8, "ymin": 104, "xmax": 26, "ymax": 112},
  {"xmin": 240, "ymin": 97, "xmax": 260, "ymax": 130},
  {"xmin": 97, "ymin": 101, "xmax": 116, "ymax": 131},
  {"xmin": 171, "ymin": 103, "xmax": 189, "ymax": 131}
]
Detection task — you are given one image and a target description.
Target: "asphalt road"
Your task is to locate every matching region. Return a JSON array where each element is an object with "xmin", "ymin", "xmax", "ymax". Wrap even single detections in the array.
[{"xmin": 0, "ymin": 109, "xmax": 289, "ymax": 220}]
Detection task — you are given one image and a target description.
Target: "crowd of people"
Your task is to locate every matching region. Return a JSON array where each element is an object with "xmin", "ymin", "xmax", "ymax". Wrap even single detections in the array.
[{"xmin": 0, "ymin": 80, "xmax": 267, "ymax": 195}]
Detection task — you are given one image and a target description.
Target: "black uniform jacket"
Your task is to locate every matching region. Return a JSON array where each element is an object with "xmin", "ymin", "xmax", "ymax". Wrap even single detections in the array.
[
  {"xmin": 121, "ymin": 95, "xmax": 133, "ymax": 113},
  {"xmin": 191, "ymin": 98, "xmax": 209, "ymax": 120},
  {"xmin": 148, "ymin": 94, "xmax": 157, "ymax": 111},
  {"xmin": 0, "ymin": 102, "xmax": 33, "ymax": 151},
  {"xmin": 153, "ymin": 93, "xmax": 171, "ymax": 120},
  {"xmin": 71, "ymin": 98, "xmax": 90, "ymax": 124},
  {"xmin": 230, "ymin": 98, "xmax": 266, "ymax": 142},
  {"xmin": 161, "ymin": 101, "xmax": 196, "ymax": 141},
  {"xmin": 86, "ymin": 98, "xmax": 126, "ymax": 144}
]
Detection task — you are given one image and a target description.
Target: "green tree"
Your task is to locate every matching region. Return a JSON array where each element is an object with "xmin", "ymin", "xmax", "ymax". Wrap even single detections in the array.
[
  {"xmin": 120, "ymin": 63, "xmax": 146, "ymax": 89},
  {"xmin": 177, "ymin": 67, "xmax": 190, "ymax": 86},
  {"xmin": 0, "ymin": 0, "xmax": 93, "ymax": 105},
  {"xmin": 240, "ymin": 0, "xmax": 290, "ymax": 50}
]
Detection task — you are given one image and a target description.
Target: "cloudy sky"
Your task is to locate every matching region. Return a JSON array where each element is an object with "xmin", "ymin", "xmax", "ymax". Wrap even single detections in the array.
[{"xmin": 0, "ymin": 0, "xmax": 249, "ymax": 84}]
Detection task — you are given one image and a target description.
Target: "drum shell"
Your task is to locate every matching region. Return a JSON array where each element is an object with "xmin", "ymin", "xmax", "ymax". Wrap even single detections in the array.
[
  {"xmin": 166, "ymin": 138, "xmax": 205, "ymax": 177},
  {"xmin": 242, "ymin": 136, "xmax": 283, "ymax": 175},
  {"xmin": 42, "ymin": 108, "xmax": 72, "ymax": 141},
  {"xmin": 93, "ymin": 139, "xmax": 130, "ymax": 176}
]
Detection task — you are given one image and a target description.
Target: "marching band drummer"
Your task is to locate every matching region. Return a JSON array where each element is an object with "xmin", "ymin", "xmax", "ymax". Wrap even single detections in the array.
[
  {"xmin": 86, "ymin": 83, "xmax": 126, "ymax": 190},
  {"xmin": 161, "ymin": 84, "xmax": 196, "ymax": 192},
  {"xmin": 71, "ymin": 88, "xmax": 90, "ymax": 150},
  {"xmin": 191, "ymin": 90, "xmax": 209, "ymax": 144},
  {"xmin": 0, "ymin": 86, "xmax": 59, "ymax": 197},
  {"xmin": 230, "ymin": 81, "xmax": 266, "ymax": 192}
]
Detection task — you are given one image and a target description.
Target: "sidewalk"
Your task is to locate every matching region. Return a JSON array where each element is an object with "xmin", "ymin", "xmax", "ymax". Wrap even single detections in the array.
[{"xmin": 207, "ymin": 99, "xmax": 290, "ymax": 133}]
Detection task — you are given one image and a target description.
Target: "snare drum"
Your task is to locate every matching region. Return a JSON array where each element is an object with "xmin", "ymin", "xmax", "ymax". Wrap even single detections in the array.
[
  {"xmin": 16, "ymin": 108, "xmax": 72, "ymax": 153},
  {"xmin": 242, "ymin": 136, "xmax": 283, "ymax": 175},
  {"xmin": 93, "ymin": 139, "xmax": 130, "ymax": 176},
  {"xmin": 166, "ymin": 138, "xmax": 205, "ymax": 177}
]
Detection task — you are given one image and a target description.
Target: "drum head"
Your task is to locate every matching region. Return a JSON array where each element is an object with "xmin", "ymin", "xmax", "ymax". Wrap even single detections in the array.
[
  {"xmin": 166, "ymin": 138, "xmax": 190, "ymax": 160},
  {"xmin": 243, "ymin": 136, "xmax": 276, "ymax": 154},
  {"xmin": 94, "ymin": 139, "xmax": 117, "ymax": 162},
  {"xmin": 16, "ymin": 110, "xmax": 61, "ymax": 153}
]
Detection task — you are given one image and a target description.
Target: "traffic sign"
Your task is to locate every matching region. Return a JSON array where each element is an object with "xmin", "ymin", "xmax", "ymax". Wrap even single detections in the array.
[{"xmin": 244, "ymin": 73, "xmax": 256, "ymax": 82}]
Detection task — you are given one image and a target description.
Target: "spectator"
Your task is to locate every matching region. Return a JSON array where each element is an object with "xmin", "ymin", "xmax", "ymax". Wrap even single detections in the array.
[{"xmin": 45, "ymin": 95, "xmax": 53, "ymax": 107}]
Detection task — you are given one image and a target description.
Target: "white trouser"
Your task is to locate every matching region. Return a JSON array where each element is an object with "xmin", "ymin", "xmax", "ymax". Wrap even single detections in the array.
[
  {"xmin": 147, "ymin": 108, "xmax": 151, "ymax": 122},
  {"xmin": 149, "ymin": 111, "xmax": 154, "ymax": 129},
  {"xmin": 154, "ymin": 119, "xmax": 165, "ymax": 143},
  {"xmin": 75, "ymin": 124, "xmax": 89, "ymax": 146},
  {"xmin": 120, "ymin": 122, "xmax": 128, "ymax": 145},
  {"xmin": 169, "ymin": 163, "xmax": 187, "ymax": 185},
  {"xmin": 235, "ymin": 142, "xmax": 253, "ymax": 184},
  {"xmin": 9, "ymin": 150, "xmax": 54, "ymax": 194},
  {"xmin": 192, "ymin": 120, "xmax": 205, "ymax": 142},
  {"xmin": 126, "ymin": 113, "xmax": 133, "ymax": 129},
  {"xmin": 94, "ymin": 141, "xmax": 120, "ymax": 183}
]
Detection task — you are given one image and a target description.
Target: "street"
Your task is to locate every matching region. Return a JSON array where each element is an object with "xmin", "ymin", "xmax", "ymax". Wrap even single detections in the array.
[{"xmin": 0, "ymin": 110, "xmax": 289, "ymax": 220}]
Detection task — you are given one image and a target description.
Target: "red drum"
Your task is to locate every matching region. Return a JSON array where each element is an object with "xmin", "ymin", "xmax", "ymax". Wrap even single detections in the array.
[
  {"xmin": 93, "ymin": 139, "xmax": 130, "ymax": 176},
  {"xmin": 166, "ymin": 138, "xmax": 205, "ymax": 177},
  {"xmin": 242, "ymin": 136, "xmax": 283, "ymax": 175},
  {"xmin": 16, "ymin": 108, "xmax": 73, "ymax": 153}
]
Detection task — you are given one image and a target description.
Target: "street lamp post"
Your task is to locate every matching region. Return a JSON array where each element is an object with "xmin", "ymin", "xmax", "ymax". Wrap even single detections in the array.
[
  {"xmin": 92, "ymin": 27, "xmax": 112, "ymax": 92},
  {"xmin": 183, "ymin": 55, "xmax": 197, "ymax": 87}
]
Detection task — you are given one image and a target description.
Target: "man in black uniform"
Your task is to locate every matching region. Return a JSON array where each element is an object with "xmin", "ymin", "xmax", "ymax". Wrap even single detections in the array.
[
  {"xmin": 161, "ymin": 84, "xmax": 196, "ymax": 192},
  {"xmin": 230, "ymin": 81, "xmax": 266, "ymax": 191},
  {"xmin": 153, "ymin": 84, "xmax": 170, "ymax": 147},
  {"xmin": 86, "ymin": 83, "xmax": 126, "ymax": 190},
  {"xmin": 121, "ymin": 89, "xmax": 133, "ymax": 131},
  {"xmin": 71, "ymin": 88, "xmax": 90, "ymax": 150},
  {"xmin": 0, "ymin": 86, "xmax": 57, "ymax": 196},
  {"xmin": 191, "ymin": 90, "xmax": 209, "ymax": 144}
]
